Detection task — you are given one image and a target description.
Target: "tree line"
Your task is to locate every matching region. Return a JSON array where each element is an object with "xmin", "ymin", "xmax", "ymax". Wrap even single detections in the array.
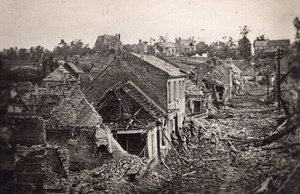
[
  {"xmin": 195, "ymin": 26, "xmax": 252, "ymax": 61},
  {"xmin": 0, "ymin": 39, "xmax": 95, "ymax": 62}
]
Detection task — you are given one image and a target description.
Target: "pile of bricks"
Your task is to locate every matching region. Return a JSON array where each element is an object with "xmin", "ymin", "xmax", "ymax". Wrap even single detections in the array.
[{"xmin": 70, "ymin": 155, "xmax": 150, "ymax": 193}]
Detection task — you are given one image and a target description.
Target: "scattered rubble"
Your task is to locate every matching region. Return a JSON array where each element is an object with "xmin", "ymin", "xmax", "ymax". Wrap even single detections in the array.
[
  {"xmin": 68, "ymin": 155, "xmax": 153, "ymax": 193},
  {"xmin": 148, "ymin": 94, "xmax": 300, "ymax": 194},
  {"xmin": 55, "ymin": 93, "xmax": 300, "ymax": 194}
]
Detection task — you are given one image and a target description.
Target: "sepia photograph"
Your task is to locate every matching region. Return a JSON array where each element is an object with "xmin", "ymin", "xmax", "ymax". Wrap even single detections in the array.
[{"xmin": 0, "ymin": 0, "xmax": 300, "ymax": 193}]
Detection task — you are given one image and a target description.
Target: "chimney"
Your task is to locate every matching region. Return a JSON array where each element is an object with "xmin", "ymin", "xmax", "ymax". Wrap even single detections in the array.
[
  {"xmin": 139, "ymin": 39, "xmax": 142, "ymax": 43},
  {"xmin": 118, "ymin": 34, "xmax": 121, "ymax": 40}
]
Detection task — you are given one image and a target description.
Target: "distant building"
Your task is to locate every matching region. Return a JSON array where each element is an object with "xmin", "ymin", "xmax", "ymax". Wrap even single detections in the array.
[
  {"xmin": 254, "ymin": 39, "xmax": 290, "ymax": 57},
  {"xmin": 136, "ymin": 40, "xmax": 148, "ymax": 53},
  {"xmin": 155, "ymin": 42, "xmax": 180, "ymax": 56},
  {"xmin": 175, "ymin": 37, "xmax": 196, "ymax": 56},
  {"xmin": 95, "ymin": 34, "xmax": 123, "ymax": 54}
]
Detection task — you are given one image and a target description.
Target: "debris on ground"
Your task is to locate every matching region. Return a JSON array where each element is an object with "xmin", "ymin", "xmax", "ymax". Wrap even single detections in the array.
[
  {"xmin": 150, "ymin": 94, "xmax": 300, "ymax": 194},
  {"xmin": 57, "ymin": 94, "xmax": 299, "ymax": 194},
  {"xmin": 68, "ymin": 155, "xmax": 161, "ymax": 193}
]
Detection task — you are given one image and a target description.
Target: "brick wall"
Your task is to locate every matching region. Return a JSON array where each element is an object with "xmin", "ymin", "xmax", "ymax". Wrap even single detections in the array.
[
  {"xmin": 84, "ymin": 53, "xmax": 169, "ymax": 111},
  {"xmin": 15, "ymin": 147, "xmax": 69, "ymax": 193}
]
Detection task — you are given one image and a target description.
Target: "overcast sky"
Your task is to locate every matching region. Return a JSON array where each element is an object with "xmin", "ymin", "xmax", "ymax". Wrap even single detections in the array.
[{"xmin": 0, "ymin": 0, "xmax": 299, "ymax": 50}]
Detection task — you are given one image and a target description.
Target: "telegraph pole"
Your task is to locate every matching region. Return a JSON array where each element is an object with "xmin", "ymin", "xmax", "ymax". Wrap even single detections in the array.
[
  {"xmin": 277, "ymin": 54, "xmax": 281, "ymax": 113},
  {"xmin": 275, "ymin": 48, "xmax": 284, "ymax": 114},
  {"xmin": 266, "ymin": 66, "xmax": 269, "ymax": 102}
]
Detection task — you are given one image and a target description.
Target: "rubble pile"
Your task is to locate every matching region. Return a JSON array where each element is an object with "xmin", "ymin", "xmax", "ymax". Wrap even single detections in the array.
[
  {"xmin": 68, "ymin": 155, "xmax": 157, "ymax": 193},
  {"xmin": 151, "ymin": 94, "xmax": 300, "ymax": 193}
]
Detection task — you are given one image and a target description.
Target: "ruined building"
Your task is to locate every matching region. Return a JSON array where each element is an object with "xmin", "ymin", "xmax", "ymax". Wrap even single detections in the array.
[
  {"xmin": 3, "ymin": 63, "xmax": 127, "ymax": 193},
  {"xmin": 196, "ymin": 58, "xmax": 242, "ymax": 106},
  {"xmin": 7, "ymin": 64, "xmax": 81, "ymax": 118},
  {"xmin": 84, "ymin": 52, "xmax": 187, "ymax": 164}
]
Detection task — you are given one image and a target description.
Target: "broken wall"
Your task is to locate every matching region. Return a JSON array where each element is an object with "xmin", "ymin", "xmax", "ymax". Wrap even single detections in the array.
[
  {"xmin": 15, "ymin": 147, "xmax": 69, "ymax": 194},
  {"xmin": 46, "ymin": 126, "xmax": 103, "ymax": 170},
  {"xmin": 146, "ymin": 127, "xmax": 158, "ymax": 164}
]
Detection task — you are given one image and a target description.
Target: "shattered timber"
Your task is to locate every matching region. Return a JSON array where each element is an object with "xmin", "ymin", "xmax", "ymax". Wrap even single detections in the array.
[{"xmin": 1, "ymin": 30, "xmax": 300, "ymax": 194}]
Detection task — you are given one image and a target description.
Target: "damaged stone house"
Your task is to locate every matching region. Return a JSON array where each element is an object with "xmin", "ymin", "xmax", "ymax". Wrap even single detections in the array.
[
  {"xmin": 185, "ymin": 79, "xmax": 213, "ymax": 115},
  {"xmin": 83, "ymin": 52, "xmax": 187, "ymax": 164},
  {"xmin": 6, "ymin": 64, "xmax": 82, "ymax": 117},
  {"xmin": 197, "ymin": 58, "xmax": 242, "ymax": 105},
  {"xmin": 6, "ymin": 88, "xmax": 127, "ymax": 193},
  {"xmin": 41, "ymin": 64, "xmax": 81, "ymax": 92},
  {"xmin": 12, "ymin": 93, "xmax": 127, "ymax": 193},
  {"xmin": 46, "ymin": 90, "xmax": 128, "ymax": 169}
]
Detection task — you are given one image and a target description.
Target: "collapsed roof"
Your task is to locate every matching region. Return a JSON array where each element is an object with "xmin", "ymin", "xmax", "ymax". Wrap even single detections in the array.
[
  {"xmin": 203, "ymin": 57, "xmax": 242, "ymax": 87},
  {"xmin": 50, "ymin": 90, "xmax": 102, "ymax": 126},
  {"xmin": 42, "ymin": 65, "xmax": 77, "ymax": 82}
]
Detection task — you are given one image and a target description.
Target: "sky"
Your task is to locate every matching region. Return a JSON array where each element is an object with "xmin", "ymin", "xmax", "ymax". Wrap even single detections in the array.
[{"xmin": 0, "ymin": 0, "xmax": 299, "ymax": 50}]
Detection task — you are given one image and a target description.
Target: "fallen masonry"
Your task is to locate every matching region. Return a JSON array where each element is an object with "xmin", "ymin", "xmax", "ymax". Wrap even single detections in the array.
[
  {"xmin": 150, "ymin": 95, "xmax": 300, "ymax": 194},
  {"xmin": 69, "ymin": 155, "xmax": 151, "ymax": 193},
  {"xmin": 37, "ymin": 94, "xmax": 299, "ymax": 194}
]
